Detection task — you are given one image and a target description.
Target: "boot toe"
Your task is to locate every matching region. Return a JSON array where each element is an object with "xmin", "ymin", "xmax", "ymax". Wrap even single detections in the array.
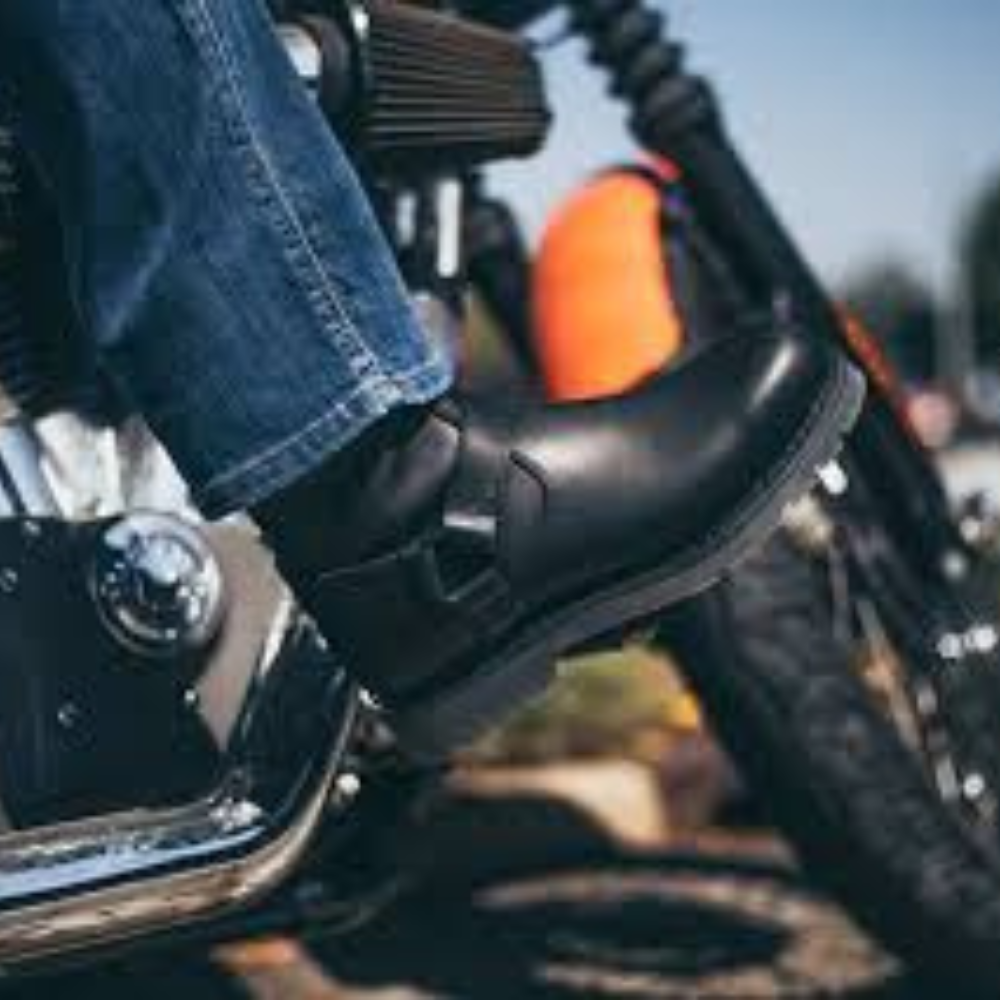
[
  {"xmin": 506, "ymin": 331, "xmax": 860, "ymax": 584},
  {"xmin": 302, "ymin": 329, "xmax": 862, "ymax": 758},
  {"xmin": 659, "ymin": 332, "xmax": 852, "ymax": 540}
]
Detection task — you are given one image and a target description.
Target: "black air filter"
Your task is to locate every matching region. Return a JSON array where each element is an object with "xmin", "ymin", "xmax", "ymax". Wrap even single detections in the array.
[{"xmin": 355, "ymin": 1, "xmax": 551, "ymax": 174}]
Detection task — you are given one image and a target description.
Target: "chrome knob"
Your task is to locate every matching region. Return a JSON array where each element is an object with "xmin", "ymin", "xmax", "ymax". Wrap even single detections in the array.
[{"xmin": 91, "ymin": 512, "xmax": 226, "ymax": 659}]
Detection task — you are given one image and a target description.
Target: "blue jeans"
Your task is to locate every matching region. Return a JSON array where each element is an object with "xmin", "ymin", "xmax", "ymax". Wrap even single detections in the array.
[{"xmin": 0, "ymin": 0, "xmax": 454, "ymax": 516}]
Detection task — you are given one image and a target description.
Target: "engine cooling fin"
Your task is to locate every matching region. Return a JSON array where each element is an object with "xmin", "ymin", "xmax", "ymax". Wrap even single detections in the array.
[{"xmin": 358, "ymin": 1, "xmax": 551, "ymax": 173}]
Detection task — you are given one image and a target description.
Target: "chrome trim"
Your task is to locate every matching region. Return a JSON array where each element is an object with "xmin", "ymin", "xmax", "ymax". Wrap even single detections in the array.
[
  {"xmin": 338, "ymin": 0, "xmax": 374, "ymax": 127},
  {"xmin": 434, "ymin": 180, "xmax": 464, "ymax": 281},
  {"xmin": 0, "ymin": 420, "xmax": 60, "ymax": 518},
  {"xmin": 279, "ymin": 23, "xmax": 323, "ymax": 90},
  {"xmin": 0, "ymin": 624, "xmax": 358, "ymax": 967}
]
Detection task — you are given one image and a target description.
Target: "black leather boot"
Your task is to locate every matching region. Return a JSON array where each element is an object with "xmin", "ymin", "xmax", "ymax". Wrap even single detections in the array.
[{"xmin": 270, "ymin": 331, "xmax": 863, "ymax": 759}]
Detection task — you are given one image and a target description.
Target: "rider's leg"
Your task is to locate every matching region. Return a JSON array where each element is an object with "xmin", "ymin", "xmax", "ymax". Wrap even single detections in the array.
[
  {"xmin": 0, "ymin": 0, "xmax": 863, "ymax": 756},
  {"xmin": 0, "ymin": 0, "xmax": 453, "ymax": 516}
]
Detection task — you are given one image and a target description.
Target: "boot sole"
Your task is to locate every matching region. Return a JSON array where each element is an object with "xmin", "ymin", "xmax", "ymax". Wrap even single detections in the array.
[{"xmin": 391, "ymin": 360, "xmax": 866, "ymax": 761}]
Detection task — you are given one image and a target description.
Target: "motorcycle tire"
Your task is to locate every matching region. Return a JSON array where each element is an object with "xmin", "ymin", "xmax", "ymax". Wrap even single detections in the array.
[{"xmin": 660, "ymin": 529, "xmax": 1000, "ymax": 997}]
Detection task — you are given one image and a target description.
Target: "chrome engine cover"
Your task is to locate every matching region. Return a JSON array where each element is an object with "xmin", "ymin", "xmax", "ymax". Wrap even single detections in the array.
[{"xmin": 0, "ymin": 510, "xmax": 359, "ymax": 967}]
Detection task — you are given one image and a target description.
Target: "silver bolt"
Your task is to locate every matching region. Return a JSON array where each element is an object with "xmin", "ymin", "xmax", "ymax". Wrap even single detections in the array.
[
  {"xmin": 0, "ymin": 569, "xmax": 18, "ymax": 594},
  {"xmin": 57, "ymin": 702, "xmax": 81, "ymax": 730},
  {"xmin": 942, "ymin": 551, "xmax": 970, "ymax": 582},
  {"xmin": 971, "ymin": 626, "xmax": 999, "ymax": 654},
  {"xmin": 817, "ymin": 461, "xmax": 849, "ymax": 498},
  {"xmin": 937, "ymin": 633, "xmax": 964, "ymax": 661},
  {"xmin": 358, "ymin": 689, "xmax": 381, "ymax": 712},
  {"xmin": 963, "ymin": 773, "xmax": 987, "ymax": 801},
  {"xmin": 334, "ymin": 772, "xmax": 362, "ymax": 802}
]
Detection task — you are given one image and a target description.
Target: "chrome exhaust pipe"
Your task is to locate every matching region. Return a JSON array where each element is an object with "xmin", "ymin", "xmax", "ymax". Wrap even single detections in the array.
[{"xmin": 0, "ymin": 619, "xmax": 358, "ymax": 967}]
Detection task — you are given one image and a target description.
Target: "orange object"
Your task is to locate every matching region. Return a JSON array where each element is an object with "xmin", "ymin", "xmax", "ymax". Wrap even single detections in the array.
[
  {"xmin": 840, "ymin": 309, "xmax": 918, "ymax": 438},
  {"xmin": 840, "ymin": 310, "xmax": 900, "ymax": 406},
  {"xmin": 533, "ymin": 167, "xmax": 686, "ymax": 402}
]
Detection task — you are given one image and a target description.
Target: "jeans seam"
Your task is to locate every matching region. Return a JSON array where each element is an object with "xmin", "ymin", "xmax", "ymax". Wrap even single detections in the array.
[
  {"xmin": 197, "ymin": 356, "xmax": 445, "ymax": 501},
  {"xmin": 181, "ymin": 0, "xmax": 386, "ymax": 385}
]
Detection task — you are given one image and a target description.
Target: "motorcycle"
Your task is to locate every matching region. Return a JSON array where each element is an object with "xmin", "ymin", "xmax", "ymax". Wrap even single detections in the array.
[{"xmin": 0, "ymin": 2, "xmax": 999, "ymax": 996}]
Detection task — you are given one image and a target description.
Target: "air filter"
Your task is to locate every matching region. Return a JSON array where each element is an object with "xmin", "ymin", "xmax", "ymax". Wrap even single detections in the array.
[{"xmin": 312, "ymin": 1, "xmax": 551, "ymax": 174}]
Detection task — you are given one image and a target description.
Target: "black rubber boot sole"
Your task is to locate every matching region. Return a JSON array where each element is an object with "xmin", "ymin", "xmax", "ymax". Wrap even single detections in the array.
[{"xmin": 391, "ymin": 360, "xmax": 866, "ymax": 761}]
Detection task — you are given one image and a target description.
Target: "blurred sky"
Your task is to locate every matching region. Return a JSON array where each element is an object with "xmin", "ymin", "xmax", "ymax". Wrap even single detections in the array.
[{"xmin": 490, "ymin": 1, "xmax": 1000, "ymax": 294}]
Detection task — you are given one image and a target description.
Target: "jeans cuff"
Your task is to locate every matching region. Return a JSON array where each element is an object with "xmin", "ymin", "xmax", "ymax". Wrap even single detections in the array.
[{"xmin": 194, "ymin": 357, "xmax": 453, "ymax": 518}]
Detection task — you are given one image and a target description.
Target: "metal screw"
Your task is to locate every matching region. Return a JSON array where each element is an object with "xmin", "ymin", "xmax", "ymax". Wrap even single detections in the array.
[
  {"xmin": 334, "ymin": 772, "xmax": 362, "ymax": 803},
  {"xmin": 816, "ymin": 461, "xmax": 849, "ymax": 498},
  {"xmin": 57, "ymin": 702, "xmax": 81, "ymax": 730},
  {"xmin": 963, "ymin": 773, "xmax": 987, "ymax": 801},
  {"xmin": 0, "ymin": 569, "xmax": 18, "ymax": 594},
  {"xmin": 937, "ymin": 633, "xmax": 964, "ymax": 661},
  {"xmin": 942, "ymin": 551, "xmax": 970, "ymax": 582},
  {"xmin": 358, "ymin": 689, "xmax": 381, "ymax": 712},
  {"xmin": 971, "ymin": 625, "xmax": 999, "ymax": 654}
]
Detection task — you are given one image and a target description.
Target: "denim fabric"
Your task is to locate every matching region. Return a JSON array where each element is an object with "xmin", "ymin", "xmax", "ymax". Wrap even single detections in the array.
[{"xmin": 0, "ymin": 0, "xmax": 453, "ymax": 516}]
